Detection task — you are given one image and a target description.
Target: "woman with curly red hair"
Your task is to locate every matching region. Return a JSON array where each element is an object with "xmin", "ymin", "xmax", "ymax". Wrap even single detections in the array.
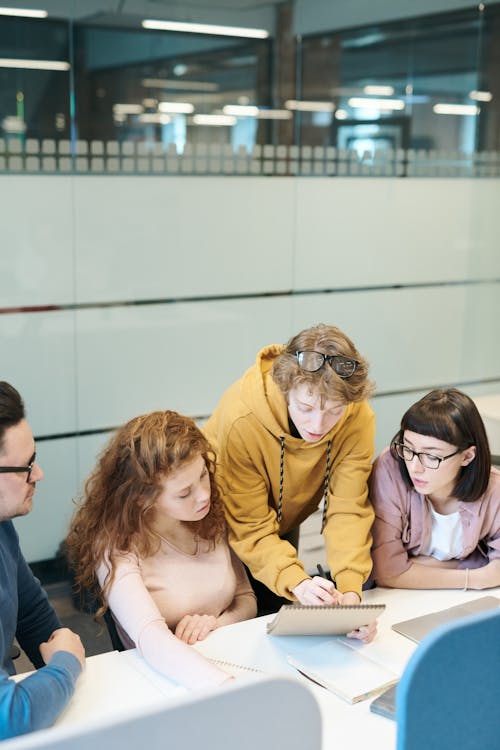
[{"xmin": 66, "ymin": 410, "xmax": 256, "ymax": 688}]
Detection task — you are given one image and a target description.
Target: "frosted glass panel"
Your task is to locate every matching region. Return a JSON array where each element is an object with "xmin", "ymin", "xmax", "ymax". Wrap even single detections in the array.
[
  {"xmin": 76, "ymin": 432, "xmax": 113, "ymax": 494},
  {"xmin": 75, "ymin": 297, "xmax": 293, "ymax": 431},
  {"xmin": 294, "ymin": 179, "xmax": 500, "ymax": 289},
  {"xmin": 373, "ymin": 381, "xmax": 500, "ymax": 456},
  {"xmin": 290, "ymin": 286, "xmax": 486, "ymax": 393},
  {"xmin": 14, "ymin": 437, "xmax": 77, "ymax": 562},
  {"xmin": 74, "ymin": 177, "xmax": 295, "ymax": 303},
  {"xmin": 0, "ymin": 310, "xmax": 77, "ymax": 435},
  {"xmin": 0, "ymin": 176, "xmax": 74, "ymax": 308}
]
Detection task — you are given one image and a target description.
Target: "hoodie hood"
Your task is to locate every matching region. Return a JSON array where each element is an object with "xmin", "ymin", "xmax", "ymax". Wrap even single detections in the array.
[{"xmin": 239, "ymin": 344, "xmax": 288, "ymax": 438}]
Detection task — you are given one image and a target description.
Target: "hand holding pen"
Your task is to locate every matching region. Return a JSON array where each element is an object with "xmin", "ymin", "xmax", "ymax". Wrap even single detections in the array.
[
  {"xmin": 291, "ymin": 564, "xmax": 342, "ymax": 606},
  {"xmin": 315, "ymin": 565, "xmax": 377, "ymax": 643}
]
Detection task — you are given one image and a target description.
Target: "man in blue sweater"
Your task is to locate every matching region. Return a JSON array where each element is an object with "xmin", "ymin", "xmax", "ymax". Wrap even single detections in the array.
[{"xmin": 0, "ymin": 381, "xmax": 85, "ymax": 739}]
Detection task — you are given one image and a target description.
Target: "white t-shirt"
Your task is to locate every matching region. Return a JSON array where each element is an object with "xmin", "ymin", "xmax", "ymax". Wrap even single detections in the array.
[{"xmin": 420, "ymin": 502, "xmax": 464, "ymax": 560}]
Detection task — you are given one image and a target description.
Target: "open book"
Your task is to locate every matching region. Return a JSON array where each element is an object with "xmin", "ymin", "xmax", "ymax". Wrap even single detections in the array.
[
  {"xmin": 287, "ymin": 637, "xmax": 398, "ymax": 704},
  {"xmin": 267, "ymin": 603, "xmax": 385, "ymax": 636}
]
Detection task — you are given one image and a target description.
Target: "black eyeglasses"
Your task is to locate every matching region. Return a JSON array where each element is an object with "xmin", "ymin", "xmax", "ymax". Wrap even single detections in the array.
[
  {"xmin": 296, "ymin": 350, "xmax": 359, "ymax": 379},
  {"xmin": 0, "ymin": 452, "xmax": 37, "ymax": 483},
  {"xmin": 394, "ymin": 443, "xmax": 463, "ymax": 470}
]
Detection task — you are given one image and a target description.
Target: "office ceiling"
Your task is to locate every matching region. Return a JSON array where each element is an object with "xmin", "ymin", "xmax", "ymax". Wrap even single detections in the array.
[{"xmin": 1, "ymin": 0, "xmax": 286, "ymax": 21}]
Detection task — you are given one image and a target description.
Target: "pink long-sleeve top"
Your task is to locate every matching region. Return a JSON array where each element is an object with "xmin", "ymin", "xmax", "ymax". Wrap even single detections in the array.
[
  {"xmin": 97, "ymin": 535, "xmax": 256, "ymax": 689},
  {"xmin": 370, "ymin": 448, "xmax": 500, "ymax": 580}
]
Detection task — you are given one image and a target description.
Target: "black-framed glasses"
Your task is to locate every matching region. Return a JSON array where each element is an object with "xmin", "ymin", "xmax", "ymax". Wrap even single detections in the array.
[
  {"xmin": 296, "ymin": 350, "xmax": 359, "ymax": 378},
  {"xmin": 0, "ymin": 452, "xmax": 37, "ymax": 483},
  {"xmin": 394, "ymin": 443, "xmax": 463, "ymax": 470}
]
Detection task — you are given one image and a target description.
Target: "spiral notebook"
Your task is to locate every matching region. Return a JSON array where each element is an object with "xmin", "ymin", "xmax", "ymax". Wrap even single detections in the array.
[
  {"xmin": 209, "ymin": 659, "xmax": 265, "ymax": 678},
  {"xmin": 267, "ymin": 603, "xmax": 385, "ymax": 636}
]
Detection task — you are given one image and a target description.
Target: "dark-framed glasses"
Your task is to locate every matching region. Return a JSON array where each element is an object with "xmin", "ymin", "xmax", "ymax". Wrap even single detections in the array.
[
  {"xmin": 0, "ymin": 451, "xmax": 37, "ymax": 483},
  {"xmin": 394, "ymin": 443, "xmax": 463, "ymax": 470},
  {"xmin": 296, "ymin": 350, "xmax": 359, "ymax": 378}
]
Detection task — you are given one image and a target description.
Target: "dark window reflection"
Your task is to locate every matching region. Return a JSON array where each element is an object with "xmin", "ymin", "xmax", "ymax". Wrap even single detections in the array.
[
  {"xmin": 0, "ymin": 17, "xmax": 70, "ymax": 142},
  {"xmin": 299, "ymin": 7, "xmax": 499, "ymax": 157},
  {"xmin": 73, "ymin": 23, "xmax": 271, "ymax": 152}
]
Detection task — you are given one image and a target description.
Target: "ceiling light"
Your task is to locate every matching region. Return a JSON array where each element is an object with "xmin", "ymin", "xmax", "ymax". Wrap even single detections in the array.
[
  {"xmin": 469, "ymin": 90, "xmax": 492, "ymax": 102},
  {"xmin": 138, "ymin": 113, "xmax": 171, "ymax": 124},
  {"xmin": 2, "ymin": 115, "xmax": 26, "ymax": 132},
  {"xmin": 158, "ymin": 102, "xmax": 194, "ymax": 114},
  {"xmin": 0, "ymin": 6, "xmax": 47, "ymax": 17},
  {"xmin": 0, "ymin": 58, "xmax": 69, "ymax": 70},
  {"xmin": 257, "ymin": 109, "xmax": 292, "ymax": 120},
  {"xmin": 141, "ymin": 78, "xmax": 219, "ymax": 92},
  {"xmin": 433, "ymin": 103, "xmax": 480, "ymax": 115},
  {"xmin": 142, "ymin": 19, "xmax": 269, "ymax": 39},
  {"xmin": 192, "ymin": 114, "xmax": 236, "ymax": 126},
  {"xmin": 112, "ymin": 104, "xmax": 144, "ymax": 115},
  {"xmin": 348, "ymin": 97, "xmax": 405, "ymax": 110},
  {"xmin": 223, "ymin": 105, "xmax": 259, "ymax": 117},
  {"xmin": 364, "ymin": 85, "xmax": 394, "ymax": 96},
  {"xmin": 335, "ymin": 109, "xmax": 348, "ymax": 120},
  {"xmin": 285, "ymin": 100, "xmax": 335, "ymax": 112}
]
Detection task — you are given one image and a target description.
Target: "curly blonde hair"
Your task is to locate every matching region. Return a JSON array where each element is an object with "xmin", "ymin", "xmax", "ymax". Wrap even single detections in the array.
[{"xmin": 66, "ymin": 410, "xmax": 226, "ymax": 614}]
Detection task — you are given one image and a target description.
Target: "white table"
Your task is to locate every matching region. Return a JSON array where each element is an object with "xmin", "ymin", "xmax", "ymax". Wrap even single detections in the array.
[{"xmin": 14, "ymin": 586, "xmax": 500, "ymax": 750}]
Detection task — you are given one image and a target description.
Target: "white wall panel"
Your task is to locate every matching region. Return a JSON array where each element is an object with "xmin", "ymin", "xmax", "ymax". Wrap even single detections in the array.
[
  {"xmin": 0, "ymin": 176, "xmax": 74, "ymax": 308},
  {"xmin": 293, "ymin": 179, "xmax": 500, "ymax": 289},
  {"xmin": 0, "ymin": 310, "xmax": 77, "ymax": 435},
  {"xmin": 468, "ymin": 183, "xmax": 500, "ymax": 277},
  {"xmin": 15, "ymin": 433, "xmax": 116, "ymax": 562},
  {"xmin": 75, "ymin": 296, "xmax": 293, "ymax": 431},
  {"xmin": 460, "ymin": 284, "xmax": 500, "ymax": 380},
  {"xmin": 371, "ymin": 391, "xmax": 432, "ymax": 456},
  {"xmin": 290, "ymin": 285, "xmax": 500, "ymax": 393},
  {"xmin": 14, "ymin": 437, "xmax": 78, "ymax": 562},
  {"xmin": 74, "ymin": 177, "xmax": 295, "ymax": 303},
  {"xmin": 76, "ymin": 432, "xmax": 114, "ymax": 495}
]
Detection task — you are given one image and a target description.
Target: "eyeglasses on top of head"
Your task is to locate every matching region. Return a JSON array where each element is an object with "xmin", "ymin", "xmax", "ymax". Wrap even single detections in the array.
[
  {"xmin": 393, "ymin": 443, "xmax": 463, "ymax": 470},
  {"xmin": 0, "ymin": 452, "xmax": 37, "ymax": 483},
  {"xmin": 295, "ymin": 350, "xmax": 359, "ymax": 379}
]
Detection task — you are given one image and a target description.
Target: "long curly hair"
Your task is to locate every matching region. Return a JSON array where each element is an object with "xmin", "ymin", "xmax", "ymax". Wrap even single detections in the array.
[{"xmin": 66, "ymin": 410, "xmax": 226, "ymax": 612}]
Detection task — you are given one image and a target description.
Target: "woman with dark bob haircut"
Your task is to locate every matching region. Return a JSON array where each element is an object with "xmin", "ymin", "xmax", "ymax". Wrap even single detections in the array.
[{"xmin": 370, "ymin": 388, "xmax": 500, "ymax": 589}]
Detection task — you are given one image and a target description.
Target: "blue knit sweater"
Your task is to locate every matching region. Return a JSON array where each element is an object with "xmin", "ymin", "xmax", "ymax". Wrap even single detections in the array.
[{"xmin": 0, "ymin": 521, "xmax": 81, "ymax": 739}]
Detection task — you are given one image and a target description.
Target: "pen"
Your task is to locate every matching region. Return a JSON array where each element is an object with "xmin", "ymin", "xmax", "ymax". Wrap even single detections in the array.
[{"xmin": 316, "ymin": 564, "xmax": 335, "ymax": 587}]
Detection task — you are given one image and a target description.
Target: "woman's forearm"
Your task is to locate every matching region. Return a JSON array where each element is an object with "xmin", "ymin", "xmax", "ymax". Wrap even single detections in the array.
[
  {"xmin": 376, "ymin": 562, "xmax": 470, "ymax": 589},
  {"xmin": 216, "ymin": 593, "xmax": 257, "ymax": 628},
  {"xmin": 469, "ymin": 559, "xmax": 500, "ymax": 589},
  {"xmin": 411, "ymin": 555, "xmax": 460, "ymax": 569},
  {"xmin": 378, "ymin": 557, "xmax": 500, "ymax": 589}
]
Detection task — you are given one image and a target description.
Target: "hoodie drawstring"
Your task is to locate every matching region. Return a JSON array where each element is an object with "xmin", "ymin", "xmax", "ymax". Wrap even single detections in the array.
[
  {"xmin": 277, "ymin": 436, "xmax": 285, "ymax": 524},
  {"xmin": 277, "ymin": 437, "xmax": 333, "ymax": 532},
  {"xmin": 321, "ymin": 440, "xmax": 332, "ymax": 532}
]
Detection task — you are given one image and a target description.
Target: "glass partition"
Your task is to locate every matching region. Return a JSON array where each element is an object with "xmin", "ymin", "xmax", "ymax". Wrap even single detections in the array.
[{"xmin": 1, "ymin": 3, "xmax": 499, "ymax": 175}]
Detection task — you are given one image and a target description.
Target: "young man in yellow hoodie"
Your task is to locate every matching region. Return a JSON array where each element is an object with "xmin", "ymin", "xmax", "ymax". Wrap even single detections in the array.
[{"xmin": 203, "ymin": 324, "xmax": 376, "ymax": 622}]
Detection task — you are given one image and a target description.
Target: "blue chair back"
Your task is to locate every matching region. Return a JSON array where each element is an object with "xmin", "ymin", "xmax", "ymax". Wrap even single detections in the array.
[{"xmin": 396, "ymin": 607, "xmax": 500, "ymax": 750}]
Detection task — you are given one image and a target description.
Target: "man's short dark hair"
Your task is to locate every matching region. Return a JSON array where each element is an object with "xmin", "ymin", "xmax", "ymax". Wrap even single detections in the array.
[{"xmin": 0, "ymin": 382, "xmax": 25, "ymax": 453}]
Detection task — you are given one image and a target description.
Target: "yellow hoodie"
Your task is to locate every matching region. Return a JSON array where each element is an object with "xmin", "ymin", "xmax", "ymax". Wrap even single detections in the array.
[{"xmin": 203, "ymin": 345, "xmax": 375, "ymax": 599}]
